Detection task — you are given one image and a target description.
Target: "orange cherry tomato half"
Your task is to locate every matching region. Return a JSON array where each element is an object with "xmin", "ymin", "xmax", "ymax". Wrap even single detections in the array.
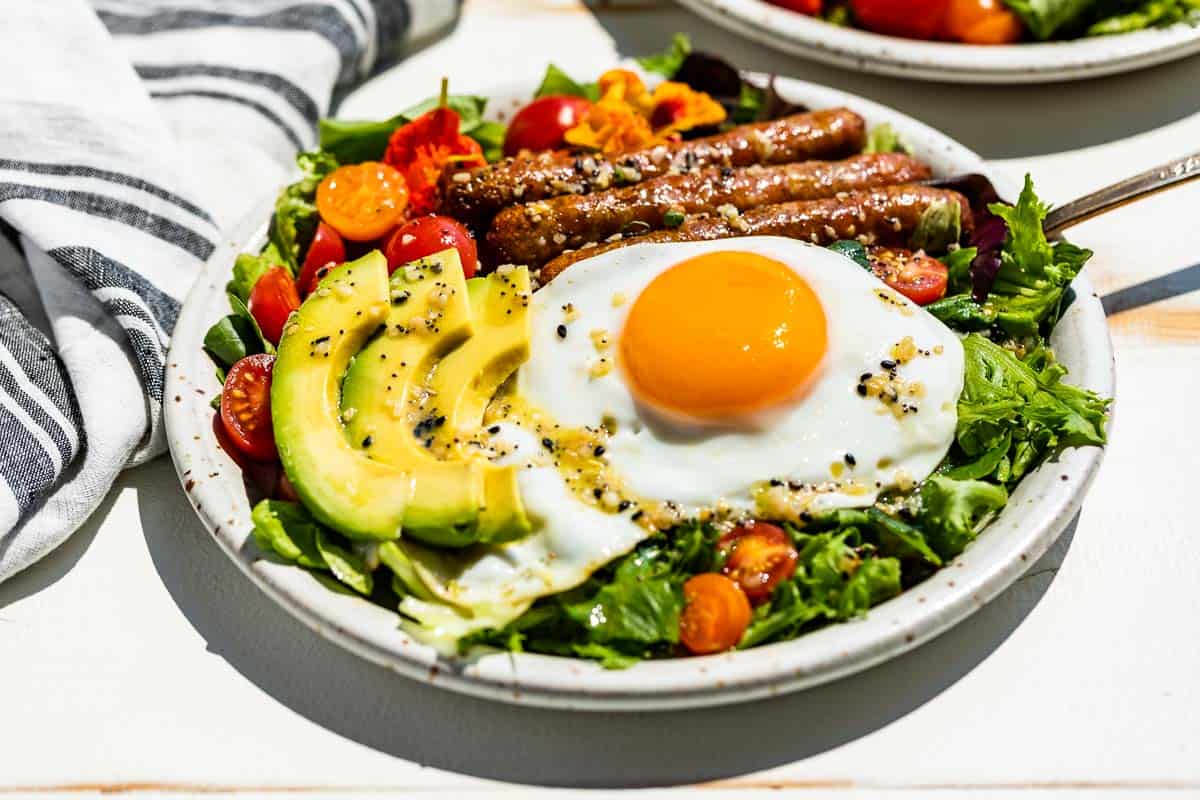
[
  {"xmin": 503, "ymin": 95, "xmax": 593, "ymax": 157},
  {"xmin": 297, "ymin": 221, "xmax": 346, "ymax": 296},
  {"xmin": 868, "ymin": 246, "xmax": 950, "ymax": 306},
  {"xmin": 766, "ymin": 0, "xmax": 823, "ymax": 14},
  {"xmin": 316, "ymin": 161, "xmax": 409, "ymax": 242},
  {"xmin": 850, "ymin": 0, "xmax": 951, "ymax": 39},
  {"xmin": 679, "ymin": 573, "xmax": 752, "ymax": 655},
  {"xmin": 719, "ymin": 521, "xmax": 800, "ymax": 604},
  {"xmin": 247, "ymin": 266, "xmax": 300, "ymax": 345},
  {"xmin": 219, "ymin": 353, "xmax": 277, "ymax": 462},
  {"xmin": 383, "ymin": 215, "xmax": 479, "ymax": 278},
  {"xmin": 942, "ymin": 0, "xmax": 1023, "ymax": 43}
]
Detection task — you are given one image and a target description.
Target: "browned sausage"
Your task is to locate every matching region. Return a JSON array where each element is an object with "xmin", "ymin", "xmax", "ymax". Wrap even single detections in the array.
[
  {"xmin": 486, "ymin": 153, "xmax": 931, "ymax": 267},
  {"xmin": 538, "ymin": 185, "xmax": 972, "ymax": 284},
  {"xmin": 441, "ymin": 108, "xmax": 866, "ymax": 232}
]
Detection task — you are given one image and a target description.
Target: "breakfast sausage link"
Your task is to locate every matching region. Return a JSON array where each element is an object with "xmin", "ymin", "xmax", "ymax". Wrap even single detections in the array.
[
  {"xmin": 440, "ymin": 108, "xmax": 867, "ymax": 231},
  {"xmin": 537, "ymin": 185, "xmax": 972, "ymax": 284},
  {"xmin": 486, "ymin": 153, "xmax": 931, "ymax": 267}
]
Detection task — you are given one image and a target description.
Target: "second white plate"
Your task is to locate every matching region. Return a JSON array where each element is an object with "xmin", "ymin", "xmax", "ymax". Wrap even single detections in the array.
[{"xmin": 679, "ymin": 0, "xmax": 1200, "ymax": 83}]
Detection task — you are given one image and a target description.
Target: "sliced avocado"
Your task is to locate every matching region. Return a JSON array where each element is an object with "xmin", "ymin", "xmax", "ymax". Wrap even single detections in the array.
[
  {"xmin": 340, "ymin": 249, "xmax": 528, "ymax": 547},
  {"xmin": 426, "ymin": 267, "xmax": 533, "ymax": 540},
  {"xmin": 428, "ymin": 268, "xmax": 532, "ymax": 429},
  {"xmin": 271, "ymin": 251, "xmax": 413, "ymax": 542}
]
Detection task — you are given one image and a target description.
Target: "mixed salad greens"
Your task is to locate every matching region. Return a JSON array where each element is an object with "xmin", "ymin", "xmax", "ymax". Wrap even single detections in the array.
[
  {"xmin": 202, "ymin": 38, "xmax": 1110, "ymax": 668},
  {"xmin": 769, "ymin": 0, "xmax": 1200, "ymax": 43}
]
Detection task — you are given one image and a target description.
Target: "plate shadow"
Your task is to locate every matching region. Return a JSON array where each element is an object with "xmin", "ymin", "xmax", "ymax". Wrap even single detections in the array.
[{"xmin": 136, "ymin": 458, "xmax": 1076, "ymax": 788}]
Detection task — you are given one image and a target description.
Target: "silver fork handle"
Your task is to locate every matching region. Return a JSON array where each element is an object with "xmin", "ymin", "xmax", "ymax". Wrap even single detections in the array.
[{"xmin": 1044, "ymin": 152, "xmax": 1200, "ymax": 238}]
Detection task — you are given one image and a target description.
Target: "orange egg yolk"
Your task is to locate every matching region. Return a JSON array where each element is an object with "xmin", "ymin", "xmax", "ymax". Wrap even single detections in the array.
[{"xmin": 619, "ymin": 251, "xmax": 828, "ymax": 424}]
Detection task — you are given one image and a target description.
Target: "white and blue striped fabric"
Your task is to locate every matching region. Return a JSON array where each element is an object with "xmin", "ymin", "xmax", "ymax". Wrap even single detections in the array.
[{"xmin": 0, "ymin": 0, "xmax": 459, "ymax": 581}]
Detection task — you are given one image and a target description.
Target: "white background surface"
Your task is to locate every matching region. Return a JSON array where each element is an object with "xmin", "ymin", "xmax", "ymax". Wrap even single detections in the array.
[{"xmin": 3, "ymin": 0, "xmax": 1199, "ymax": 796}]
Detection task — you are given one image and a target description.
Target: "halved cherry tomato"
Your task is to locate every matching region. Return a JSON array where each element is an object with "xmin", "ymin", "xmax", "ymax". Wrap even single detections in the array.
[
  {"xmin": 297, "ymin": 221, "xmax": 346, "ymax": 296},
  {"xmin": 219, "ymin": 353, "xmax": 277, "ymax": 462},
  {"xmin": 503, "ymin": 95, "xmax": 593, "ymax": 157},
  {"xmin": 766, "ymin": 0, "xmax": 823, "ymax": 14},
  {"xmin": 247, "ymin": 266, "xmax": 300, "ymax": 345},
  {"xmin": 212, "ymin": 412, "xmax": 280, "ymax": 497},
  {"xmin": 316, "ymin": 161, "xmax": 409, "ymax": 242},
  {"xmin": 942, "ymin": 0, "xmax": 1023, "ymax": 43},
  {"xmin": 679, "ymin": 573, "xmax": 752, "ymax": 655},
  {"xmin": 850, "ymin": 0, "xmax": 951, "ymax": 39},
  {"xmin": 868, "ymin": 246, "xmax": 949, "ymax": 305},
  {"xmin": 719, "ymin": 521, "xmax": 800, "ymax": 605},
  {"xmin": 384, "ymin": 215, "xmax": 479, "ymax": 278}
]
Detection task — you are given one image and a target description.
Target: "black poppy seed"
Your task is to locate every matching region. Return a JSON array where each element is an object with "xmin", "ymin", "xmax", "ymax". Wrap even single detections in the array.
[
  {"xmin": 488, "ymin": 425, "xmax": 500, "ymax": 434},
  {"xmin": 593, "ymin": 488, "xmax": 603, "ymax": 499},
  {"xmin": 617, "ymin": 500, "xmax": 631, "ymax": 511},
  {"xmin": 844, "ymin": 453, "xmax": 857, "ymax": 467},
  {"xmin": 556, "ymin": 324, "xmax": 567, "ymax": 339},
  {"xmin": 788, "ymin": 481, "xmax": 803, "ymax": 491},
  {"xmin": 361, "ymin": 435, "xmax": 373, "ymax": 448},
  {"xmin": 631, "ymin": 510, "xmax": 645, "ymax": 521},
  {"xmin": 856, "ymin": 384, "xmax": 868, "ymax": 396},
  {"xmin": 541, "ymin": 437, "xmax": 555, "ymax": 451},
  {"xmin": 769, "ymin": 478, "xmax": 783, "ymax": 487},
  {"xmin": 593, "ymin": 445, "xmax": 606, "ymax": 457},
  {"xmin": 860, "ymin": 372, "xmax": 872, "ymax": 381},
  {"xmin": 880, "ymin": 359, "xmax": 897, "ymax": 370}
]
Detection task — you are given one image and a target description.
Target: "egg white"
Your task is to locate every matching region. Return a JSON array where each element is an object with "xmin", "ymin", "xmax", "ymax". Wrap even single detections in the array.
[{"xmin": 520, "ymin": 237, "xmax": 965, "ymax": 514}]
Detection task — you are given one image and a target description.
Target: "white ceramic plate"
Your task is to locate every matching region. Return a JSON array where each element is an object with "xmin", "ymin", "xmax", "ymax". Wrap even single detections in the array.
[
  {"xmin": 164, "ymin": 74, "xmax": 1114, "ymax": 710},
  {"xmin": 679, "ymin": 0, "xmax": 1200, "ymax": 83}
]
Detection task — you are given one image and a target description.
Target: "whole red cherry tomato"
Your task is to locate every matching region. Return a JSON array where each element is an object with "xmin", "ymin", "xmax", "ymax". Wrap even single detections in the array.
[
  {"xmin": 219, "ymin": 353, "xmax": 276, "ymax": 462},
  {"xmin": 503, "ymin": 95, "xmax": 593, "ymax": 157},
  {"xmin": 767, "ymin": 0, "xmax": 823, "ymax": 14},
  {"xmin": 384, "ymin": 215, "xmax": 479, "ymax": 278},
  {"xmin": 850, "ymin": 0, "xmax": 951, "ymax": 39},
  {"xmin": 296, "ymin": 221, "xmax": 346, "ymax": 296},
  {"xmin": 247, "ymin": 266, "xmax": 300, "ymax": 345},
  {"xmin": 868, "ymin": 246, "xmax": 950, "ymax": 306}
]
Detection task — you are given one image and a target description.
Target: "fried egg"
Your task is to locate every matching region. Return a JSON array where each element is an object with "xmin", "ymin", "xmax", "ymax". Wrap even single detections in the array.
[
  {"xmin": 401, "ymin": 237, "xmax": 964, "ymax": 644},
  {"xmin": 518, "ymin": 237, "xmax": 964, "ymax": 516}
]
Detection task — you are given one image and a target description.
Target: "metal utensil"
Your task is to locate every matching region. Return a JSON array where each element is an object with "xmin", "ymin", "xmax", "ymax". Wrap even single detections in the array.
[{"xmin": 1044, "ymin": 152, "xmax": 1200, "ymax": 237}]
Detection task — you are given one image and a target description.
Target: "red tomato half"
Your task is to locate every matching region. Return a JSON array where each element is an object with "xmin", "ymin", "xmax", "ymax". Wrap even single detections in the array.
[
  {"xmin": 219, "ymin": 353, "xmax": 277, "ymax": 462},
  {"xmin": 767, "ymin": 0, "xmax": 823, "ymax": 14},
  {"xmin": 503, "ymin": 95, "xmax": 593, "ymax": 157},
  {"xmin": 850, "ymin": 0, "xmax": 951, "ymax": 39},
  {"xmin": 384, "ymin": 215, "xmax": 479, "ymax": 278},
  {"xmin": 297, "ymin": 221, "xmax": 346, "ymax": 296},
  {"xmin": 719, "ymin": 521, "xmax": 800, "ymax": 604},
  {"xmin": 247, "ymin": 266, "xmax": 300, "ymax": 345},
  {"xmin": 868, "ymin": 247, "xmax": 950, "ymax": 306}
]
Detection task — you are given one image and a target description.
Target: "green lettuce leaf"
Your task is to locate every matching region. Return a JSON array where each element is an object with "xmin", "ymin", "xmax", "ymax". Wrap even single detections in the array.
[
  {"xmin": 952, "ymin": 333, "xmax": 1108, "ymax": 485},
  {"xmin": 317, "ymin": 94, "xmax": 490, "ymax": 164},
  {"xmin": 315, "ymin": 528, "xmax": 374, "ymax": 596},
  {"xmin": 636, "ymin": 32, "xmax": 692, "ymax": 78},
  {"xmin": 534, "ymin": 64, "xmax": 600, "ymax": 101},
  {"xmin": 827, "ymin": 239, "xmax": 871, "ymax": 270},
  {"xmin": 564, "ymin": 544, "xmax": 684, "ymax": 645},
  {"xmin": 268, "ymin": 150, "xmax": 338, "ymax": 271},
  {"xmin": 202, "ymin": 313, "xmax": 261, "ymax": 369},
  {"xmin": 918, "ymin": 475, "xmax": 1009, "ymax": 559},
  {"xmin": 251, "ymin": 500, "xmax": 327, "ymax": 569},
  {"xmin": 863, "ymin": 123, "xmax": 911, "ymax": 155},
  {"xmin": 1001, "ymin": 0, "xmax": 1097, "ymax": 38}
]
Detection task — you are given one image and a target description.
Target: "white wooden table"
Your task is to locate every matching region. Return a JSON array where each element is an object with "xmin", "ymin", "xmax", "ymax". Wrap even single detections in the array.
[{"xmin": 3, "ymin": 1, "xmax": 1199, "ymax": 796}]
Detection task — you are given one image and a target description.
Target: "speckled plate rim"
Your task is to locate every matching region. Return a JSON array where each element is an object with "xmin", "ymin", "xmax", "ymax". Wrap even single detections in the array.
[
  {"xmin": 164, "ymin": 74, "xmax": 1114, "ymax": 711},
  {"xmin": 678, "ymin": 0, "xmax": 1200, "ymax": 83}
]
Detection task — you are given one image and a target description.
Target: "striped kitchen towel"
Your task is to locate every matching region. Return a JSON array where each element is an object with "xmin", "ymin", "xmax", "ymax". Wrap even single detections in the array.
[{"xmin": 0, "ymin": 0, "xmax": 459, "ymax": 581}]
